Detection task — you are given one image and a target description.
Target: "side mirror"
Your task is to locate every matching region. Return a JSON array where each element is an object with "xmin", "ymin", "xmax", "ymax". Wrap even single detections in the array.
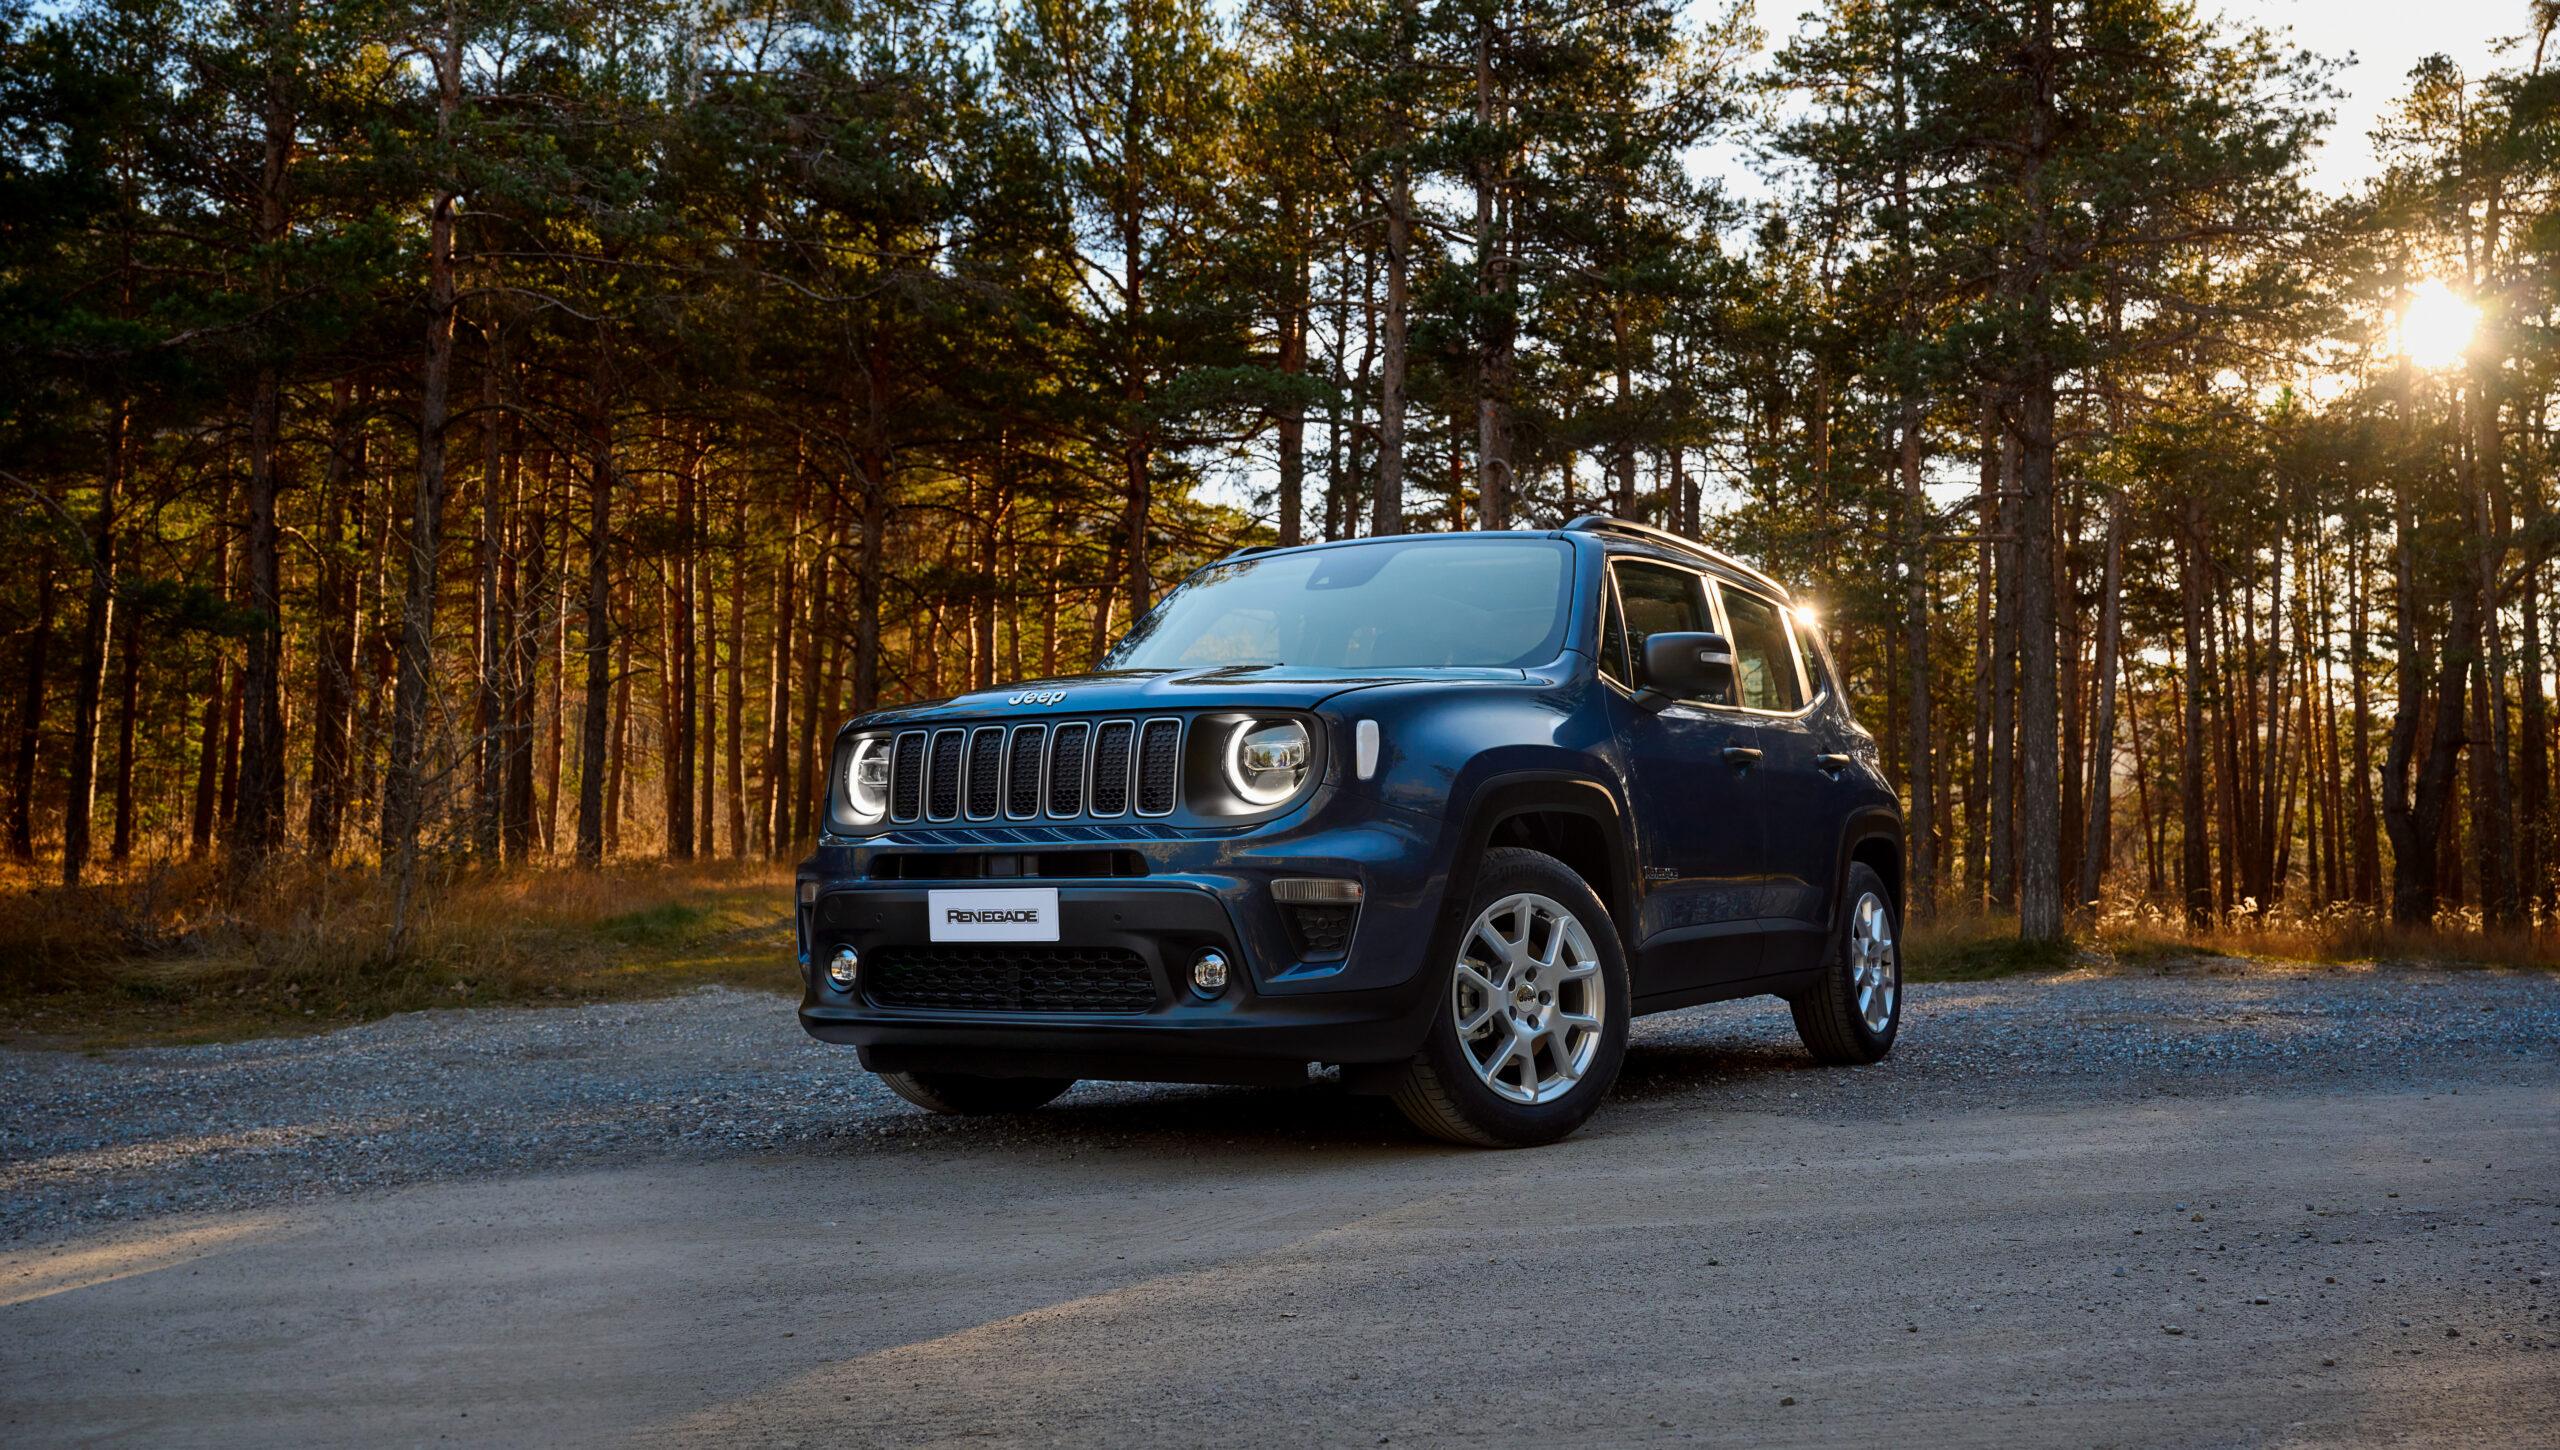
[{"xmin": 1639, "ymin": 631, "xmax": 1736, "ymax": 707}]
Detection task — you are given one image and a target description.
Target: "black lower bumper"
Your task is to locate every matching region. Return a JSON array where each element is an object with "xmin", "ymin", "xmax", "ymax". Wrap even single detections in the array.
[{"xmin": 797, "ymin": 882, "xmax": 1441, "ymax": 1085}]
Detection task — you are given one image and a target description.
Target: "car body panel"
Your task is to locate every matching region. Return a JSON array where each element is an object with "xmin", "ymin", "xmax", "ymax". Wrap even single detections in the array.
[{"xmin": 797, "ymin": 527, "xmax": 1902, "ymax": 1083}]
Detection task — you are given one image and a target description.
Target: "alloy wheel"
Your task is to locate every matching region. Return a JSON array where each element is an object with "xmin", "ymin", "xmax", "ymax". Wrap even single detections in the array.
[
  {"xmin": 1848, "ymin": 890, "xmax": 1898, "ymax": 1033},
  {"xmin": 1451, "ymin": 892, "xmax": 1605, "ymax": 1105}
]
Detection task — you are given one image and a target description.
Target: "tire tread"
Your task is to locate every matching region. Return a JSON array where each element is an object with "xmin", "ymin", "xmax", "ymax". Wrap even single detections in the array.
[{"xmin": 1791, "ymin": 862, "xmax": 1896, "ymax": 1066}]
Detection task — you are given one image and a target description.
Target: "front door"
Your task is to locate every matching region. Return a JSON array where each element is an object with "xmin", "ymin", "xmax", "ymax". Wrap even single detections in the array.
[{"xmin": 1605, "ymin": 558, "xmax": 1766, "ymax": 997}]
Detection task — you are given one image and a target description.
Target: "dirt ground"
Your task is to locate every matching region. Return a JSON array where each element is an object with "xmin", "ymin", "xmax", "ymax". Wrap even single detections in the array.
[{"xmin": 3, "ymin": 966, "xmax": 2555, "ymax": 1447}]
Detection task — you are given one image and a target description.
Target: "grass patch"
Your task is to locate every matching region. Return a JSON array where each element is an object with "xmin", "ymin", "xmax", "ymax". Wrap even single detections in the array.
[
  {"xmin": 0, "ymin": 857, "xmax": 799, "ymax": 1048},
  {"xmin": 598, "ymin": 901, "xmax": 715, "ymax": 946},
  {"xmin": 1904, "ymin": 905, "xmax": 2557, "ymax": 982},
  {"xmin": 1905, "ymin": 921, "xmax": 2078, "ymax": 981}
]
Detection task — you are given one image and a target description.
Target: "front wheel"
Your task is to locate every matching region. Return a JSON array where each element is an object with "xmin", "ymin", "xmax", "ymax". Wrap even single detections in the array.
[
  {"xmin": 1790, "ymin": 862, "xmax": 1901, "ymax": 1065},
  {"xmin": 1390, "ymin": 847, "xmax": 1631, "ymax": 1147},
  {"xmin": 877, "ymin": 1070, "xmax": 1075, "ymax": 1115}
]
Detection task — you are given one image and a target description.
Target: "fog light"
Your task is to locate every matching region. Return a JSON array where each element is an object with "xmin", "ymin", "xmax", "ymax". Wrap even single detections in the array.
[
  {"xmin": 1272, "ymin": 877, "xmax": 1364, "ymax": 904},
  {"xmin": 826, "ymin": 946, "xmax": 860, "ymax": 990},
  {"xmin": 1190, "ymin": 948, "xmax": 1230, "ymax": 998}
]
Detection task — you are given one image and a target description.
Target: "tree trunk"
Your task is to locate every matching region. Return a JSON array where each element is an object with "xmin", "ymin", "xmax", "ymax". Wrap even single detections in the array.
[
  {"xmin": 1988, "ymin": 418, "xmax": 2018, "ymax": 913},
  {"xmin": 7, "ymin": 562, "xmax": 55, "ymax": 861},
  {"xmin": 1899, "ymin": 398, "xmax": 1933, "ymax": 920},
  {"xmin": 1374, "ymin": 82, "xmax": 1411, "ymax": 540},
  {"xmin": 472, "ymin": 327, "xmax": 509, "ymax": 865},
  {"xmin": 504, "ymin": 457, "xmax": 544, "ymax": 862},
  {"xmin": 107, "ymin": 606, "xmax": 140, "ymax": 863},
  {"xmin": 1472, "ymin": 11, "xmax": 1513, "ymax": 531},
  {"xmin": 63, "ymin": 401, "xmax": 124, "ymax": 887},
  {"xmin": 2349, "ymin": 523, "xmax": 2380, "ymax": 906},
  {"xmin": 384, "ymin": 12, "xmax": 462, "ymax": 923},
  {"xmin": 307, "ymin": 381, "xmax": 363, "ymax": 860},
  {"xmin": 2076, "ymin": 497, "xmax": 2125, "ymax": 914},
  {"xmin": 574, "ymin": 346, "xmax": 616, "ymax": 867},
  {"xmin": 2178, "ymin": 517, "xmax": 2213, "ymax": 928},
  {"xmin": 762, "ymin": 479, "xmax": 800, "ymax": 856},
  {"xmin": 231, "ymin": 10, "xmax": 297, "ymax": 872},
  {"xmin": 725, "ymin": 496, "xmax": 748, "ymax": 858},
  {"xmin": 2381, "ymin": 489, "xmax": 2465, "ymax": 927}
]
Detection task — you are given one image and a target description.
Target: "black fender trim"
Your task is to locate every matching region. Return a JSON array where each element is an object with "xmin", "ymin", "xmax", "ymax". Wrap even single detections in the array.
[
  {"xmin": 1825, "ymin": 806, "xmax": 1907, "ymax": 958},
  {"xmin": 1439, "ymin": 771, "xmax": 1640, "ymax": 958}
]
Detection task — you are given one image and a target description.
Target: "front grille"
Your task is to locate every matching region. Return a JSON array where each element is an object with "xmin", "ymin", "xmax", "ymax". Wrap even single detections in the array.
[
  {"xmin": 865, "ymin": 944, "xmax": 1156, "ymax": 1013},
  {"xmin": 890, "ymin": 734, "xmax": 926, "ymax": 820},
  {"xmin": 1091, "ymin": 722, "xmax": 1134, "ymax": 816},
  {"xmin": 1137, "ymin": 720, "xmax": 1181, "ymax": 815},
  {"xmin": 965, "ymin": 728, "xmax": 1004, "ymax": 820},
  {"xmin": 1005, "ymin": 726, "xmax": 1045, "ymax": 818},
  {"xmin": 1047, "ymin": 723, "xmax": 1088, "ymax": 816},
  {"xmin": 885, "ymin": 716, "xmax": 1188, "ymax": 825},
  {"xmin": 926, "ymin": 730, "xmax": 964, "ymax": 821}
]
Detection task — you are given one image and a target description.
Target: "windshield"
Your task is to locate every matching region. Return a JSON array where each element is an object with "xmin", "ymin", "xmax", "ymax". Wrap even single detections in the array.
[{"xmin": 1104, "ymin": 538, "xmax": 1574, "ymax": 671}]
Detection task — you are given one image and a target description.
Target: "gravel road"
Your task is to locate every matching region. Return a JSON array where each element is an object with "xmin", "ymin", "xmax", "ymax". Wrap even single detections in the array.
[{"xmin": 3, "ymin": 964, "xmax": 2556, "ymax": 1447}]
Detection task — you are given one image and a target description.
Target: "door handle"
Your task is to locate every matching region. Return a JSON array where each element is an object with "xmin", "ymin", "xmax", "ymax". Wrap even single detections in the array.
[
  {"xmin": 1722, "ymin": 745, "xmax": 1763, "ymax": 769},
  {"xmin": 1816, "ymin": 752, "xmax": 1852, "ymax": 776}
]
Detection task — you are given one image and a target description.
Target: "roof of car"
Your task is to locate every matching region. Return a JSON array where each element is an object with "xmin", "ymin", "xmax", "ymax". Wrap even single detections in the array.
[{"xmin": 1215, "ymin": 519, "xmax": 1792, "ymax": 602}]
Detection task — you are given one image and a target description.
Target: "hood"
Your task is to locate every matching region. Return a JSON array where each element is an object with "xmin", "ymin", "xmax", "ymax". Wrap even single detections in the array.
[{"xmin": 854, "ymin": 664, "xmax": 1529, "ymax": 728}]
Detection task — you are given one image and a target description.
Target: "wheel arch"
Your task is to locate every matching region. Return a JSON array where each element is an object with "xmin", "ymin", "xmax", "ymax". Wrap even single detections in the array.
[
  {"xmin": 1830, "ymin": 807, "xmax": 1907, "ymax": 946},
  {"xmin": 1443, "ymin": 772, "xmax": 1639, "ymax": 951}
]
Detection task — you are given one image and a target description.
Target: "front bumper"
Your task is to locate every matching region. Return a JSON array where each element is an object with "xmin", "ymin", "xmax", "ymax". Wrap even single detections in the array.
[{"xmin": 795, "ymin": 791, "xmax": 1456, "ymax": 1082}]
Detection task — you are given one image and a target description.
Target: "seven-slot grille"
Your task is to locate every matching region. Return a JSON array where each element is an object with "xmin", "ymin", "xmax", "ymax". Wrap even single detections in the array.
[{"xmin": 884, "ymin": 717, "xmax": 1185, "ymax": 824}]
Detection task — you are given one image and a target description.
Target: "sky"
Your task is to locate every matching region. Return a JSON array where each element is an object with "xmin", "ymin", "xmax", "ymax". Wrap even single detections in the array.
[
  {"xmin": 1731, "ymin": 0, "xmax": 2539, "ymax": 197},
  {"xmin": 2263, "ymin": 0, "xmax": 2542, "ymax": 193}
]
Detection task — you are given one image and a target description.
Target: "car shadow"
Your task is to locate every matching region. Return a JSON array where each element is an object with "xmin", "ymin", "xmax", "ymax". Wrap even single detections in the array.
[
  {"xmin": 1608, "ymin": 1035, "xmax": 1823, "ymax": 1104},
  {"xmin": 841, "ymin": 1024, "xmax": 1823, "ymax": 1154}
]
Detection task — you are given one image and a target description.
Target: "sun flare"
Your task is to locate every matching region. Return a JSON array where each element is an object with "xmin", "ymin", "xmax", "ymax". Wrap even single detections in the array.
[{"xmin": 2395, "ymin": 278, "xmax": 2479, "ymax": 370}]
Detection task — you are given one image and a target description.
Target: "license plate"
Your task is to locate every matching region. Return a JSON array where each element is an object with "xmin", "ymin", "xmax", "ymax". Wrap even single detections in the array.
[{"xmin": 927, "ymin": 887, "xmax": 1060, "ymax": 942}]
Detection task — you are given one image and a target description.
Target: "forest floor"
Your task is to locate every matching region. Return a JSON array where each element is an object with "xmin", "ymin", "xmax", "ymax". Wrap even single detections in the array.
[
  {"xmin": 0, "ymin": 857, "xmax": 2548, "ymax": 1049},
  {"xmin": 2, "ymin": 968, "xmax": 2553, "ymax": 1446},
  {"xmin": 0, "ymin": 859, "xmax": 799, "ymax": 1049}
]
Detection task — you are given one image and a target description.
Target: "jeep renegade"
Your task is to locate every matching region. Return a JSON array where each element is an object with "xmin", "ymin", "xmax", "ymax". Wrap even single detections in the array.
[{"xmin": 796, "ymin": 516, "xmax": 1905, "ymax": 1146}]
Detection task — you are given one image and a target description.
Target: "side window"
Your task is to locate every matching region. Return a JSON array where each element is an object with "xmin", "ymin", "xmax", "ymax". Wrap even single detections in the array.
[
  {"xmin": 1599, "ymin": 577, "xmax": 1633, "ymax": 685},
  {"xmin": 1717, "ymin": 586, "xmax": 1804, "ymax": 712},
  {"xmin": 1791, "ymin": 611, "xmax": 1832, "ymax": 702},
  {"xmin": 1611, "ymin": 560, "xmax": 1724, "ymax": 703}
]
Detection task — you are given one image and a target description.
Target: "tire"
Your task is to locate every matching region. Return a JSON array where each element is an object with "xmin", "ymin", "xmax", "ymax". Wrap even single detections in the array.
[
  {"xmin": 1791, "ymin": 862, "xmax": 1901, "ymax": 1065},
  {"xmin": 877, "ymin": 1070, "xmax": 1075, "ymax": 1116},
  {"xmin": 1389, "ymin": 847, "xmax": 1631, "ymax": 1148}
]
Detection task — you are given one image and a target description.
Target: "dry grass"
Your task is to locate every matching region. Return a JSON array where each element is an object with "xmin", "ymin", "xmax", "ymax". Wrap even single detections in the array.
[
  {"xmin": 0, "ymin": 857, "xmax": 798, "ymax": 1047},
  {"xmin": 5, "ymin": 858, "xmax": 2548, "ymax": 1046},
  {"xmin": 1908, "ymin": 903, "xmax": 2557, "ymax": 981}
]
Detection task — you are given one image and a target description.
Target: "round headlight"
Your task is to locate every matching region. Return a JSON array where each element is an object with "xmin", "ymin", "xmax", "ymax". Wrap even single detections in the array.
[
  {"xmin": 843, "ymin": 736, "xmax": 891, "ymax": 823},
  {"xmin": 1224, "ymin": 719, "xmax": 1311, "ymax": 807}
]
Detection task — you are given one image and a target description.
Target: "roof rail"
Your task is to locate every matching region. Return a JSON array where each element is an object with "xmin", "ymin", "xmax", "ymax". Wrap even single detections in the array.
[
  {"xmin": 1560, "ymin": 515, "xmax": 1788, "ymax": 597},
  {"xmin": 1216, "ymin": 543, "xmax": 1281, "ymax": 563}
]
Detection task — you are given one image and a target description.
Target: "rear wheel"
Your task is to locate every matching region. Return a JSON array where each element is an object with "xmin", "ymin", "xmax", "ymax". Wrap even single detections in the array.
[
  {"xmin": 1790, "ymin": 862, "xmax": 1900, "ymax": 1065},
  {"xmin": 1390, "ymin": 847, "xmax": 1630, "ymax": 1148},
  {"xmin": 877, "ymin": 1071, "xmax": 1075, "ymax": 1116}
]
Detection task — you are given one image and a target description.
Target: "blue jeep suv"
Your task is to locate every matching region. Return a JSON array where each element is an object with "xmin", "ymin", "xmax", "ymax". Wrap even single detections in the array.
[{"xmin": 797, "ymin": 516, "xmax": 1905, "ymax": 1146}]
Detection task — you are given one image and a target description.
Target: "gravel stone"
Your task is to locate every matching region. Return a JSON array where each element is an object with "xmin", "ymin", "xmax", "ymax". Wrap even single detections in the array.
[{"xmin": 4, "ymin": 962, "xmax": 2556, "ymax": 1248}]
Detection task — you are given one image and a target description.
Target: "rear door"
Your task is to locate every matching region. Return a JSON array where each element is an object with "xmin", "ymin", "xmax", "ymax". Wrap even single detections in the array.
[
  {"xmin": 1708, "ymin": 581, "xmax": 1833, "ymax": 973},
  {"xmin": 1603, "ymin": 558, "xmax": 1766, "ymax": 995}
]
